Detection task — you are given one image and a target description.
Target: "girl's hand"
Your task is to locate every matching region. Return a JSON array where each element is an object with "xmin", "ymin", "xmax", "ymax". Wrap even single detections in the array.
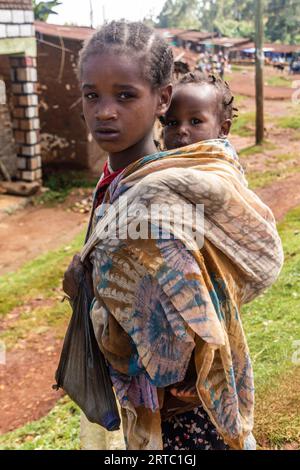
[{"xmin": 62, "ymin": 254, "xmax": 84, "ymax": 299}]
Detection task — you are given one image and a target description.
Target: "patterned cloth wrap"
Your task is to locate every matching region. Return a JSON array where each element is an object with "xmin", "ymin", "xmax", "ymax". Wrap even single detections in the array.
[{"xmin": 81, "ymin": 139, "xmax": 284, "ymax": 450}]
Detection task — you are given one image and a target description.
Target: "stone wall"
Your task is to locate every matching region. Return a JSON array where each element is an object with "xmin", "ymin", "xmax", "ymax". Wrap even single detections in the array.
[
  {"xmin": 0, "ymin": 1, "xmax": 32, "ymax": 9},
  {"xmin": 0, "ymin": 0, "xmax": 41, "ymax": 181},
  {"xmin": 0, "ymin": 78, "xmax": 17, "ymax": 176},
  {"xmin": 0, "ymin": 7, "xmax": 34, "ymax": 39}
]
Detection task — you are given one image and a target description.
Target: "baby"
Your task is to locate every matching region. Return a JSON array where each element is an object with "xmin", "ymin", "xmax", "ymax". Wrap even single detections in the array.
[
  {"xmin": 161, "ymin": 71, "xmax": 236, "ymax": 149},
  {"xmin": 161, "ymin": 72, "xmax": 237, "ymax": 401}
]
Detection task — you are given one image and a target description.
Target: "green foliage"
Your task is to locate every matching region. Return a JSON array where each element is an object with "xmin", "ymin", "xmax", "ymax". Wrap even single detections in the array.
[
  {"xmin": 239, "ymin": 141, "xmax": 277, "ymax": 156},
  {"xmin": 200, "ymin": 0, "xmax": 255, "ymax": 38},
  {"xmin": 157, "ymin": 0, "xmax": 300, "ymax": 44},
  {"xmin": 247, "ymin": 165, "xmax": 300, "ymax": 189},
  {"xmin": 157, "ymin": 0, "xmax": 201, "ymax": 29},
  {"xmin": 34, "ymin": 171, "xmax": 97, "ymax": 206},
  {"xmin": 266, "ymin": 75, "xmax": 291, "ymax": 88},
  {"xmin": 265, "ymin": 0, "xmax": 300, "ymax": 44},
  {"xmin": 1, "ymin": 206, "xmax": 299, "ymax": 449},
  {"xmin": 0, "ymin": 397, "xmax": 80, "ymax": 450},
  {"xmin": 242, "ymin": 206, "xmax": 300, "ymax": 388},
  {"xmin": 32, "ymin": 1, "xmax": 62, "ymax": 22},
  {"xmin": 0, "ymin": 230, "xmax": 84, "ymax": 317},
  {"xmin": 277, "ymin": 115, "xmax": 300, "ymax": 130},
  {"xmin": 231, "ymin": 111, "xmax": 255, "ymax": 136}
]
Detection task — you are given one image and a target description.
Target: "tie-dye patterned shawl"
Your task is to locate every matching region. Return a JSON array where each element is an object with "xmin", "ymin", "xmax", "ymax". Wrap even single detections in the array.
[{"xmin": 81, "ymin": 139, "xmax": 283, "ymax": 450}]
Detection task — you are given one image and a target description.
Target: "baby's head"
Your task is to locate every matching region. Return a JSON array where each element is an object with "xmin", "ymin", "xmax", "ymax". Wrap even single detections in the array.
[{"xmin": 162, "ymin": 72, "xmax": 236, "ymax": 150}]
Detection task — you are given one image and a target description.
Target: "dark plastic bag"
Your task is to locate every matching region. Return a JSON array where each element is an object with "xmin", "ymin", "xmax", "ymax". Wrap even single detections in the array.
[{"xmin": 53, "ymin": 266, "xmax": 121, "ymax": 431}]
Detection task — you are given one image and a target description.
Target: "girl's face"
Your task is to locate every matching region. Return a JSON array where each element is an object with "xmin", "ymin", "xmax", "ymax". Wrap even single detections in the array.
[
  {"xmin": 81, "ymin": 52, "xmax": 171, "ymax": 167},
  {"xmin": 163, "ymin": 83, "xmax": 231, "ymax": 150}
]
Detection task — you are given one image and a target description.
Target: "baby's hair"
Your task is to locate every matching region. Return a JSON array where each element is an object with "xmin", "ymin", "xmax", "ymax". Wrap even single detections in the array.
[
  {"xmin": 178, "ymin": 71, "xmax": 238, "ymax": 122},
  {"xmin": 78, "ymin": 20, "xmax": 174, "ymax": 88}
]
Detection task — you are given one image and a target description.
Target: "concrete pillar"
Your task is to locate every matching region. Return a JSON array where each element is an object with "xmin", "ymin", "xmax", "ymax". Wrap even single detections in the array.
[{"xmin": 9, "ymin": 54, "xmax": 41, "ymax": 181}]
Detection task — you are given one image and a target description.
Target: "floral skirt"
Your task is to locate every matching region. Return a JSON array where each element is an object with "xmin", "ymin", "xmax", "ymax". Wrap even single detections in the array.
[{"xmin": 161, "ymin": 405, "xmax": 230, "ymax": 450}]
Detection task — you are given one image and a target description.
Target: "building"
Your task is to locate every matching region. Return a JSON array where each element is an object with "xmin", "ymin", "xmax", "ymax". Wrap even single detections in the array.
[
  {"xmin": 229, "ymin": 42, "xmax": 300, "ymax": 64},
  {"xmin": 33, "ymin": 21, "xmax": 105, "ymax": 172},
  {"xmin": 174, "ymin": 30, "xmax": 217, "ymax": 52},
  {"xmin": 199, "ymin": 36, "xmax": 251, "ymax": 55},
  {"xmin": 0, "ymin": 0, "xmax": 41, "ymax": 182}
]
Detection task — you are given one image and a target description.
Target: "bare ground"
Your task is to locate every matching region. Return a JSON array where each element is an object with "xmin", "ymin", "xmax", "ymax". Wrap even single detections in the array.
[
  {"xmin": 0, "ymin": 82, "xmax": 299, "ymax": 444},
  {"xmin": 0, "ymin": 192, "xmax": 89, "ymax": 276},
  {"xmin": 0, "ymin": 331, "xmax": 64, "ymax": 434}
]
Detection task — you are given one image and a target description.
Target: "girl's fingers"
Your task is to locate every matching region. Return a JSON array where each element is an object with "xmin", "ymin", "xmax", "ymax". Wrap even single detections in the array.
[{"xmin": 169, "ymin": 383, "xmax": 197, "ymax": 398}]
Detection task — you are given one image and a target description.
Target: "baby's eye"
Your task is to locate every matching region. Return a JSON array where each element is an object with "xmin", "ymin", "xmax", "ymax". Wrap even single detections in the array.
[
  {"xmin": 191, "ymin": 118, "xmax": 202, "ymax": 125},
  {"xmin": 84, "ymin": 92, "xmax": 97, "ymax": 100},
  {"xmin": 166, "ymin": 120, "xmax": 178, "ymax": 127}
]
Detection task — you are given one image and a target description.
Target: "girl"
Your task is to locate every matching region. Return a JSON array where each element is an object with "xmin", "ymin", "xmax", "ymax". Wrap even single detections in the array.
[{"xmin": 63, "ymin": 20, "xmax": 283, "ymax": 451}]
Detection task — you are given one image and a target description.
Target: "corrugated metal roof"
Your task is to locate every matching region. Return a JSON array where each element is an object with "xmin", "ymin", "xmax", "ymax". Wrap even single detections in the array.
[
  {"xmin": 176, "ymin": 30, "xmax": 217, "ymax": 42},
  {"xmin": 200, "ymin": 36, "xmax": 250, "ymax": 48},
  {"xmin": 34, "ymin": 21, "xmax": 94, "ymax": 41},
  {"xmin": 231, "ymin": 41, "xmax": 300, "ymax": 53}
]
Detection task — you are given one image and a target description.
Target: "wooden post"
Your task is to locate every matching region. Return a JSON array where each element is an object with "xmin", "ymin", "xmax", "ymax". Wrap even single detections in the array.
[
  {"xmin": 255, "ymin": 0, "xmax": 264, "ymax": 144},
  {"xmin": 89, "ymin": 0, "xmax": 93, "ymax": 28}
]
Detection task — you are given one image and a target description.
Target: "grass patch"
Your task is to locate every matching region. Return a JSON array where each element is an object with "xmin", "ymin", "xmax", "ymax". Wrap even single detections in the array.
[
  {"xmin": 266, "ymin": 75, "xmax": 291, "ymax": 88},
  {"xmin": 0, "ymin": 230, "xmax": 85, "ymax": 318},
  {"xmin": 277, "ymin": 115, "xmax": 300, "ymax": 130},
  {"xmin": 243, "ymin": 206, "xmax": 300, "ymax": 386},
  {"xmin": 239, "ymin": 141, "xmax": 277, "ymax": 157},
  {"xmin": 35, "ymin": 171, "xmax": 97, "ymax": 206},
  {"xmin": 242, "ymin": 206, "xmax": 300, "ymax": 446},
  {"xmin": 254, "ymin": 368, "xmax": 300, "ymax": 448},
  {"xmin": 275, "ymin": 106, "xmax": 300, "ymax": 130},
  {"xmin": 231, "ymin": 65, "xmax": 246, "ymax": 72},
  {"xmin": 0, "ymin": 397, "xmax": 80, "ymax": 450},
  {"xmin": 0, "ymin": 300, "xmax": 70, "ymax": 350},
  {"xmin": 247, "ymin": 165, "xmax": 300, "ymax": 189},
  {"xmin": 272, "ymin": 152, "xmax": 297, "ymax": 162},
  {"xmin": 231, "ymin": 112, "xmax": 255, "ymax": 137},
  {"xmin": 0, "ymin": 205, "xmax": 299, "ymax": 449},
  {"xmin": 232, "ymin": 94, "xmax": 247, "ymax": 107}
]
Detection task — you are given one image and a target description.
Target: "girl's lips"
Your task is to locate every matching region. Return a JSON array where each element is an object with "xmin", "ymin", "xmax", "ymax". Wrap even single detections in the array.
[{"xmin": 94, "ymin": 129, "xmax": 120, "ymax": 141}]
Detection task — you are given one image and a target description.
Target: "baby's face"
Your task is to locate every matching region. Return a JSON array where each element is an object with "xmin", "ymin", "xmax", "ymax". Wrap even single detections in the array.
[{"xmin": 163, "ymin": 83, "xmax": 222, "ymax": 150}]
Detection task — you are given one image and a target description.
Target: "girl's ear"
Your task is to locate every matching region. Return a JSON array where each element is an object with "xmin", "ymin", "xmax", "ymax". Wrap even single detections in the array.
[{"xmin": 156, "ymin": 84, "xmax": 172, "ymax": 118}]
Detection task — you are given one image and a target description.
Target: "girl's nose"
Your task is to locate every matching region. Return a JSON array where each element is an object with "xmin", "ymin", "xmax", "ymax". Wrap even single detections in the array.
[{"xmin": 95, "ymin": 99, "xmax": 117, "ymax": 121}]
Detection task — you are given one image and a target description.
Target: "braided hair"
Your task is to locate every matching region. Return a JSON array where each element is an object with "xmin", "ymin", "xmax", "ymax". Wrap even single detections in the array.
[
  {"xmin": 78, "ymin": 20, "xmax": 174, "ymax": 88},
  {"xmin": 178, "ymin": 71, "xmax": 238, "ymax": 122}
]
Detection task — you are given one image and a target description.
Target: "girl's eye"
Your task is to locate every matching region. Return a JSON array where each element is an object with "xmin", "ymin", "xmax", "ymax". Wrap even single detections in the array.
[
  {"xmin": 191, "ymin": 118, "xmax": 201, "ymax": 125},
  {"xmin": 166, "ymin": 120, "xmax": 178, "ymax": 127},
  {"xmin": 84, "ymin": 92, "xmax": 97, "ymax": 100},
  {"xmin": 118, "ymin": 92, "xmax": 134, "ymax": 100}
]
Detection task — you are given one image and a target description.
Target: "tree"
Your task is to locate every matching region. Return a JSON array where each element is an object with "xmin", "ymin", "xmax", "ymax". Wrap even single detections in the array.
[
  {"xmin": 157, "ymin": 0, "xmax": 255, "ymax": 37},
  {"xmin": 32, "ymin": 0, "xmax": 62, "ymax": 22},
  {"xmin": 156, "ymin": 0, "xmax": 300, "ymax": 44},
  {"xmin": 157, "ymin": 0, "xmax": 201, "ymax": 29},
  {"xmin": 265, "ymin": 0, "xmax": 300, "ymax": 44}
]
